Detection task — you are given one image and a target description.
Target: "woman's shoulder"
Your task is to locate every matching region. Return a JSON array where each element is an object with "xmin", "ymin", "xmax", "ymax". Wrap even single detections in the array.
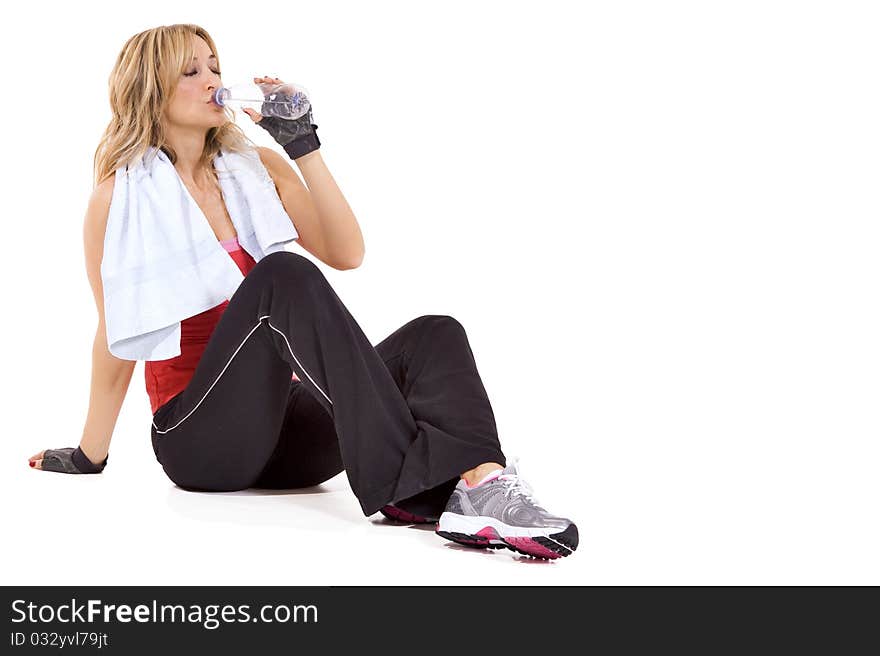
[{"xmin": 253, "ymin": 145, "xmax": 288, "ymax": 183}]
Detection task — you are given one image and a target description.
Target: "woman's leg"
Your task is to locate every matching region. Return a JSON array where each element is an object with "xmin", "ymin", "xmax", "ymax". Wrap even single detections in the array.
[
  {"xmin": 251, "ymin": 315, "xmax": 508, "ymax": 521},
  {"xmin": 370, "ymin": 315, "xmax": 507, "ymax": 520},
  {"xmin": 150, "ymin": 251, "xmax": 502, "ymax": 517},
  {"xmin": 249, "ymin": 380, "xmax": 344, "ymax": 490}
]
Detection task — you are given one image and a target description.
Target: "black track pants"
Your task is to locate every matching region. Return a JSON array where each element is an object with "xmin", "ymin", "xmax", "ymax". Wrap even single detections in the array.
[{"xmin": 150, "ymin": 251, "xmax": 506, "ymax": 518}]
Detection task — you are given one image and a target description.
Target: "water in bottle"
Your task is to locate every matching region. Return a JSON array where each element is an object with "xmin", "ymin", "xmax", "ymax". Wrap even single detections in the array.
[{"xmin": 213, "ymin": 81, "xmax": 311, "ymax": 120}]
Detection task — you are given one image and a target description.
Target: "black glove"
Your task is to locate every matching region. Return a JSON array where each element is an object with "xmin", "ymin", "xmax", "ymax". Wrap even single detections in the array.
[
  {"xmin": 41, "ymin": 447, "xmax": 108, "ymax": 474},
  {"xmin": 255, "ymin": 100, "xmax": 321, "ymax": 160}
]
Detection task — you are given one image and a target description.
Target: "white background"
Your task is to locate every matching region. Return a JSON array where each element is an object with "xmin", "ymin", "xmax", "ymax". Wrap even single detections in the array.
[{"xmin": 0, "ymin": 0, "xmax": 877, "ymax": 585}]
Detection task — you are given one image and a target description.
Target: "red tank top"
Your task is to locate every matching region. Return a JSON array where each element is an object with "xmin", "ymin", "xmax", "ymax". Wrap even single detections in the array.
[{"xmin": 145, "ymin": 236, "xmax": 299, "ymax": 414}]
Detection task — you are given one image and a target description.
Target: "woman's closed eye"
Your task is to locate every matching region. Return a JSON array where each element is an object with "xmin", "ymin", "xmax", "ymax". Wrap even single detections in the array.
[{"xmin": 184, "ymin": 69, "xmax": 221, "ymax": 77}]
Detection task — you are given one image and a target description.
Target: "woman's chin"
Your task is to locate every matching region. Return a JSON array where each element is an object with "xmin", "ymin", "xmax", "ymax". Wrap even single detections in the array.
[{"xmin": 205, "ymin": 116, "xmax": 230, "ymax": 129}]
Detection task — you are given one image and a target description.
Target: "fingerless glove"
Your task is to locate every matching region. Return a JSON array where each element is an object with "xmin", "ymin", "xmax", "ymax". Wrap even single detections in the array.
[
  {"xmin": 41, "ymin": 447, "xmax": 108, "ymax": 474},
  {"xmin": 255, "ymin": 100, "xmax": 321, "ymax": 160}
]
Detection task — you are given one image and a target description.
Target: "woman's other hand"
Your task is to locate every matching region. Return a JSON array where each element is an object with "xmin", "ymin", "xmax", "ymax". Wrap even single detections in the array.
[{"xmin": 28, "ymin": 447, "xmax": 108, "ymax": 474}]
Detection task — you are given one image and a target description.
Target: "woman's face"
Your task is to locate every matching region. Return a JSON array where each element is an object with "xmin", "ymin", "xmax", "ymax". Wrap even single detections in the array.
[{"xmin": 164, "ymin": 36, "xmax": 227, "ymax": 131}]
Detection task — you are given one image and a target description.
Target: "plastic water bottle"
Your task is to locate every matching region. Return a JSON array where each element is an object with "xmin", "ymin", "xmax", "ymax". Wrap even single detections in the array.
[{"xmin": 212, "ymin": 81, "xmax": 311, "ymax": 120}]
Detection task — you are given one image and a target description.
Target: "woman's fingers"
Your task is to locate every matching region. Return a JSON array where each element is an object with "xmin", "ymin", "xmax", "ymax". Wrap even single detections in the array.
[
  {"xmin": 247, "ymin": 76, "xmax": 285, "ymax": 123},
  {"xmin": 243, "ymin": 108, "xmax": 263, "ymax": 123},
  {"xmin": 28, "ymin": 449, "xmax": 47, "ymax": 468},
  {"xmin": 249, "ymin": 76, "xmax": 282, "ymax": 122}
]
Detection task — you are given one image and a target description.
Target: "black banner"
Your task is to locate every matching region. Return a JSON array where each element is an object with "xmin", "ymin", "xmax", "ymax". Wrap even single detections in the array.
[{"xmin": 2, "ymin": 586, "xmax": 875, "ymax": 652}]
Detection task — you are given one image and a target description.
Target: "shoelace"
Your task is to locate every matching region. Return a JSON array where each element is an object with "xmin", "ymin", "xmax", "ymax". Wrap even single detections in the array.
[
  {"xmin": 499, "ymin": 474, "xmax": 540, "ymax": 504},
  {"xmin": 498, "ymin": 457, "xmax": 542, "ymax": 506}
]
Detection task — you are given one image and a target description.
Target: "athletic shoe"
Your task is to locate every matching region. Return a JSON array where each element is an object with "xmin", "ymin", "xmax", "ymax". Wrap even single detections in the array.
[
  {"xmin": 435, "ymin": 456, "xmax": 578, "ymax": 559},
  {"xmin": 379, "ymin": 504, "xmax": 437, "ymax": 524}
]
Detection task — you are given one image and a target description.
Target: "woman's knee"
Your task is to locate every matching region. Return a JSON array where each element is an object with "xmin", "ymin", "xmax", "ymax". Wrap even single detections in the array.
[
  {"xmin": 253, "ymin": 250, "xmax": 326, "ymax": 288},
  {"xmin": 413, "ymin": 314, "xmax": 467, "ymax": 339}
]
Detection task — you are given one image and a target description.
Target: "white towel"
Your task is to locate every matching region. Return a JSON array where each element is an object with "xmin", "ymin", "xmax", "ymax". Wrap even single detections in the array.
[{"xmin": 101, "ymin": 145, "xmax": 299, "ymax": 361}]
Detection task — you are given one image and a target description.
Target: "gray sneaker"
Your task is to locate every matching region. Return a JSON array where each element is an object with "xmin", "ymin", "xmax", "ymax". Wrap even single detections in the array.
[{"xmin": 435, "ymin": 456, "xmax": 578, "ymax": 559}]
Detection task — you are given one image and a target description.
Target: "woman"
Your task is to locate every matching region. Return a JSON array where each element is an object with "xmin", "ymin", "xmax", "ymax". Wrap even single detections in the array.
[{"xmin": 27, "ymin": 24, "xmax": 577, "ymax": 560}]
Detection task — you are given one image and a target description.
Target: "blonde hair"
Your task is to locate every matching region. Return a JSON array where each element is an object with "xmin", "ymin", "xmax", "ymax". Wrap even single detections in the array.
[{"xmin": 93, "ymin": 24, "xmax": 257, "ymax": 190}]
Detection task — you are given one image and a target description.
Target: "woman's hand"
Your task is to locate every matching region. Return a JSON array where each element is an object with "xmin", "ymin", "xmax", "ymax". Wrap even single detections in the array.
[
  {"xmin": 28, "ymin": 447, "xmax": 108, "ymax": 474},
  {"xmin": 243, "ymin": 75, "xmax": 321, "ymax": 160},
  {"xmin": 241, "ymin": 76, "xmax": 282, "ymax": 124}
]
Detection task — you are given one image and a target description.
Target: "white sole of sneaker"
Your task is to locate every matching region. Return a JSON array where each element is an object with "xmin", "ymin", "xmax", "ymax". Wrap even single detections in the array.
[{"xmin": 437, "ymin": 511, "xmax": 570, "ymax": 539}]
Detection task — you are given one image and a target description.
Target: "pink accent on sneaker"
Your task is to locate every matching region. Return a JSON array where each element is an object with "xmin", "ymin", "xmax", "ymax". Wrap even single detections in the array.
[
  {"xmin": 503, "ymin": 536, "xmax": 561, "ymax": 559},
  {"xmin": 476, "ymin": 526, "xmax": 501, "ymax": 540},
  {"xmin": 464, "ymin": 468, "xmax": 503, "ymax": 489},
  {"xmin": 380, "ymin": 504, "xmax": 431, "ymax": 523},
  {"xmin": 449, "ymin": 527, "xmax": 500, "ymax": 546}
]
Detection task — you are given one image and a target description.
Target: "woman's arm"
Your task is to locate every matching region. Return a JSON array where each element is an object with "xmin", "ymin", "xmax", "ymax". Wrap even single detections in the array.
[
  {"xmin": 79, "ymin": 178, "xmax": 136, "ymax": 464},
  {"xmin": 256, "ymin": 147, "xmax": 365, "ymax": 270},
  {"xmin": 79, "ymin": 325, "xmax": 135, "ymax": 463},
  {"xmin": 294, "ymin": 150, "xmax": 365, "ymax": 269},
  {"xmin": 30, "ymin": 177, "xmax": 136, "ymax": 472}
]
